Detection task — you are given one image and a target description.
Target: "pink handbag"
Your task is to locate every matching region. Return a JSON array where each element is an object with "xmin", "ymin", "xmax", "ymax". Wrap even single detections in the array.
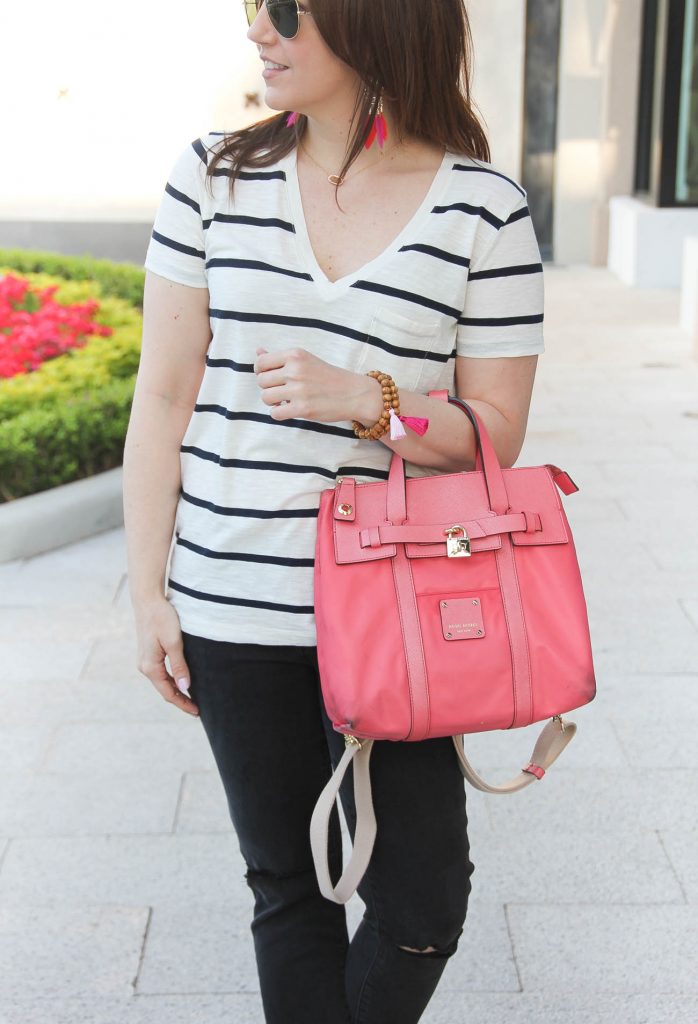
[{"xmin": 309, "ymin": 392, "xmax": 596, "ymax": 903}]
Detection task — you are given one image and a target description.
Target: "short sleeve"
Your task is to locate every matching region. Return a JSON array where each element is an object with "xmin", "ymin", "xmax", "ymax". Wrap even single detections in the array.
[
  {"xmin": 143, "ymin": 139, "xmax": 208, "ymax": 289},
  {"xmin": 456, "ymin": 190, "xmax": 545, "ymax": 358}
]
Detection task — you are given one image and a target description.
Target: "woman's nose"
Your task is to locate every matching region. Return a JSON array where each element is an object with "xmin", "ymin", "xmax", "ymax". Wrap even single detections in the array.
[{"xmin": 247, "ymin": 1, "xmax": 272, "ymax": 42}]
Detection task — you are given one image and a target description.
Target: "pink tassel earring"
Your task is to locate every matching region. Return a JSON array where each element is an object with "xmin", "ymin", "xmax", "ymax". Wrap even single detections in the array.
[
  {"xmin": 364, "ymin": 94, "xmax": 388, "ymax": 151},
  {"xmin": 286, "ymin": 111, "xmax": 299, "ymax": 127}
]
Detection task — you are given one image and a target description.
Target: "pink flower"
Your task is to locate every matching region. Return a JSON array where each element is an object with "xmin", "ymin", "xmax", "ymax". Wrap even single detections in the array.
[{"xmin": 0, "ymin": 273, "xmax": 113, "ymax": 378}]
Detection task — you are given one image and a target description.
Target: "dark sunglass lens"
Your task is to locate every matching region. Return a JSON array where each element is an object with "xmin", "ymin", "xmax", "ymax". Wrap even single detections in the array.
[{"xmin": 267, "ymin": 0, "xmax": 299, "ymax": 38}]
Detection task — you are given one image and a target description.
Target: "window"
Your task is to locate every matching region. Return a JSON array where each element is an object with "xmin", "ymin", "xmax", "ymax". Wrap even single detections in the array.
[{"xmin": 635, "ymin": 0, "xmax": 698, "ymax": 207}]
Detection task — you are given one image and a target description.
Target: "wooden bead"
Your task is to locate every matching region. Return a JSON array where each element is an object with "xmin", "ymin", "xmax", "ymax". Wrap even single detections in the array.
[{"xmin": 352, "ymin": 369, "xmax": 401, "ymax": 440}]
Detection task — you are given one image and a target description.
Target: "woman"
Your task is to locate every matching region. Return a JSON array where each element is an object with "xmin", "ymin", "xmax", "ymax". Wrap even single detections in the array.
[{"xmin": 123, "ymin": 0, "xmax": 545, "ymax": 1020}]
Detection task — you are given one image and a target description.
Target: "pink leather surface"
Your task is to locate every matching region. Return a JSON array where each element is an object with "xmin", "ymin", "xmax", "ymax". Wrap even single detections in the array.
[
  {"xmin": 314, "ymin": 396, "xmax": 597, "ymax": 742},
  {"xmin": 333, "ymin": 470, "xmax": 565, "ymax": 564}
]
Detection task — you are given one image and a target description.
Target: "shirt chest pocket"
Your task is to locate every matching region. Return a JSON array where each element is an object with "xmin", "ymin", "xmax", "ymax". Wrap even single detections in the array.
[{"xmin": 355, "ymin": 307, "xmax": 443, "ymax": 392}]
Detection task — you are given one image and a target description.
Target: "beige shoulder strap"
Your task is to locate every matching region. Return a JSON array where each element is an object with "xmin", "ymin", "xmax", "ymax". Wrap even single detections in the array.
[{"xmin": 309, "ymin": 716, "xmax": 576, "ymax": 904}]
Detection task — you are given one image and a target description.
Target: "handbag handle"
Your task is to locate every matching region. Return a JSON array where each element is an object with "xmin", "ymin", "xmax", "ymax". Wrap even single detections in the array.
[
  {"xmin": 386, "ymin": 392, "xmax": 510, "ymax": 522},
  {"xmin": 309, "ymin": 717, "xmax": 577, "ymax": 904},
  {"xmin": 446, "ymin": 394, "xmax": 510, "ymax": 513}
]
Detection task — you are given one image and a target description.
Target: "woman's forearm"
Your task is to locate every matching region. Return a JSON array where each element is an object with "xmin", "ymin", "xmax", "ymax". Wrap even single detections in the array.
[
  {"xmin": 122, "ymin": 391, "xmax": 190, "ymax": 609},
  {"xmin": 349, "ymin": 376, "xmax": 518, "ymax": 472}
]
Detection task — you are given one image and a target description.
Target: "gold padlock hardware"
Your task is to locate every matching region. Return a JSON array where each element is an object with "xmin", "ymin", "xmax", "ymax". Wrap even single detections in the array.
[{"xmin": 444, "ymin": 525, "xmax": 471, "ymax": 558}]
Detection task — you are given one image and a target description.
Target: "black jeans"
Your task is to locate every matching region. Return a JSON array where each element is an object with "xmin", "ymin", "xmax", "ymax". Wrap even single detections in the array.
[{"xmin": 182, "ymin": 633, "xmax": 474, "ymax": 1024}]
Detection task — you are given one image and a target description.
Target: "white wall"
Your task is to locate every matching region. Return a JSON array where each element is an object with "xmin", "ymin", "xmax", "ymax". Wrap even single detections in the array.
[
  {"xmin": 554, "ymin": 0, "xmax": 642, "ymax": 266},
  {"xmin": 466, "ymin": 0, "xmax": 527, "ymax": 180},
  {"xmin": 0, "ymin": 0, "xmax": 525, "ymax": 221}
]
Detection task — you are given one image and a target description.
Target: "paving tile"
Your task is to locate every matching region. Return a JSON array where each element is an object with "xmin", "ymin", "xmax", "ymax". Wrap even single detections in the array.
[
  {"xmin": 176, "ymin": 770, "xmax": 234, "ymax": 834},
  {"xmin": 39, "ymin": 720, "xmax": 216, "ymax": 774},
  {"xmin": 0, "ymin": 725, "xmax": 58, "ymax": 771},
  {"xmin": 0, "ymin": 834, "xmax": 249, "ymax": 908},
  {"xmin": 3, "ymin": 637, "xmax": 94, "ymax": 683},
  {"xmin": 113, "ymin": 572, "xmax": 133, "ymax": 613},
  {"xmin": 136, "ymin": 902, "xmax": 258, "ymax": 994},
  {"xmin": 526, "ymin": 442, "xmax": 674, "ymax": 464},
  {"xmin": 469, "ymin": 827, "xmax": 682, "ymax": 905},
  {"xmin": 602, "ymin": 675, "xmax": 698, "ymax": 768},
  {"xmin": 615, "ymin": 497, "xmax": 698, "ymax": 525},
  {"xmin": 521, "ymin": 413, "xmax": 653, "ymax": 442},
  {"xmin": 435, "ymin": 900, "xmax": 519, "ymax": 993},
  {"xmin": 0, "ymin": 675, "xmax": 172, "ymax": 727},
  {"xmin": 134, "ymin": 897, "xmax": 519, "ymax": 997},
  {"xmin": 19, "ymin": 528, "xmax": 126, "ymax": 585},
  {"xmin": 658, "ymin": 831, "xmax": 698, "ymax": 903},
  {"xmin": 458, "ymin": 710, "xmax": 628, "ymax": 772},
  {"xmin": 506, "ymin": 904, "xmax": 698, "ymax": 993},
  {"xmin": 0, "ymin": 903, "xmax": 149, "ymax": 998},
  {"xmin": 2, "ymin": 544, "xmax": 123, "ymax": 609},
  {"xmin": 0, "ymin": 994, "xmax": 263, "ymax": 1024},
  {"xmin": 585, "ymin": 597, "xmax": 698, "ymax": 674},
  {"xmin": 484, "ymin": 765, "xmax": 637, "ymax": 834},
  {"xmin": 422, "ymin": 991, "xmax": 698, "ymax": 1024},
  {"xmin": 561, "ymin": 497, "xmax": 627, "ymax": 523},
  {"xmin": 0, "ymin": 602, "xmax": 127, "ymax": 640},
  {"xmin": 680, "ymin": 599, "xmax": 698, "ymax": 631},
  {"xmin": 0, "ymin": 771, "xmax": 180, "ymax": 836},
  {"xmin": 486, "ymin": 766, "xmax": 698, "ymax": 834},
  {"xmin": 596, "ymin": 460, "xmax": 698, "ymax": 490},
  {"xmin": 0, "ymin": 559, "xmax": 24, "ymax": 591},
  {"xmin": 80, "ymin": 626, "xmax": 140, "ymax": 681}
]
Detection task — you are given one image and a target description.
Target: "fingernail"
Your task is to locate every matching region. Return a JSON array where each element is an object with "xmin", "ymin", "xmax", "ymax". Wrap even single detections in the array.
[{"xmin": 176, "ymin": 678, "xmax": 191, "ymax": 697}]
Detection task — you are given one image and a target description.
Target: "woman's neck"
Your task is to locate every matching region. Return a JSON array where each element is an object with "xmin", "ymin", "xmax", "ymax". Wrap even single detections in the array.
[{"xmin": 299, "ymin": 108, "xmax": 405, "ymax": 175}]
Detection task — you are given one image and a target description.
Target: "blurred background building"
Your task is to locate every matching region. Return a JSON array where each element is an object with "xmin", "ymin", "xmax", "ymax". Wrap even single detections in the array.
[{"xmin": 1, "ymin": 0, "xmax": 696, "ymax": 290}]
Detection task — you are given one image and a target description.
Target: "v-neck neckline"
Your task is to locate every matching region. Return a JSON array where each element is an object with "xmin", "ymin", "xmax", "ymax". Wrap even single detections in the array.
[{"xmin": 283, "ymin": 144, "xmax": 455, "ymax": 301}]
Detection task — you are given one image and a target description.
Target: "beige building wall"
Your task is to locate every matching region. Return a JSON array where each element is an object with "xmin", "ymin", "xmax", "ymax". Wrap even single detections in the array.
[
  {"xmin": 554, "ymin": 0, "xmax": 643, "ymax": 266},
  {"xmin": 467, "ymin": 1, "xmax": 527, "ymax": 180}
]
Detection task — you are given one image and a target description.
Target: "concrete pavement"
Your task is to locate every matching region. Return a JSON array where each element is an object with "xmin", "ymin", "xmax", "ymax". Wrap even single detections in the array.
[{"xmin": 1, "ymin": 265, "xmax": 697, "ymax": 1023}]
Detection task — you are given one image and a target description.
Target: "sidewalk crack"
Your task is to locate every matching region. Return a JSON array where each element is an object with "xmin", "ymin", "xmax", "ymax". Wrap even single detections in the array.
[
  {"xmin": 656, "ymin": 830, "xmax": 688, "ymax": 904},
  {"xmin": 132, "ymin": 905, "xmax": 153, "ymax": 994},
  {"xmin": 503, "ymin": 903, "xmax": 524, "ymax": 993}
]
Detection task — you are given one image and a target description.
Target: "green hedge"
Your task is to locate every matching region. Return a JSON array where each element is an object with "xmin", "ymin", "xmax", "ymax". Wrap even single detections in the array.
[
  {"xmin": 0, "ymin": 248, "xmax": 145, "ymax": 307},
  {"xmin": 0, "ymin": 378, "xmax": 134, "ymax": 500},
  {"xmin": 0, "ymin": 250, "xmax": 144, "ymax": 503}
]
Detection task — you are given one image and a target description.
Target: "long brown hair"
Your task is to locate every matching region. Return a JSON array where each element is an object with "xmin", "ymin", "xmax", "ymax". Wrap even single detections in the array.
[{"xmin": 207, "ymin": 0, "xmax": 490, "ymax": 205}]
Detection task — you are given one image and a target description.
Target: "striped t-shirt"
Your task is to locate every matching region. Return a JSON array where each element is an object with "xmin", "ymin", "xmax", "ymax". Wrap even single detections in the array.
[{"xmin": 143, "ymin": 131, "xmax": 545, "ymax": 645}]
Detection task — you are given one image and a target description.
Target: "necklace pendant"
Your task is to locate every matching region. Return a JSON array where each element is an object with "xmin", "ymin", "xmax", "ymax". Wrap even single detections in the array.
[{"xmin": 328, "ymin": 173, "xmax": 344, "ymax": 186}]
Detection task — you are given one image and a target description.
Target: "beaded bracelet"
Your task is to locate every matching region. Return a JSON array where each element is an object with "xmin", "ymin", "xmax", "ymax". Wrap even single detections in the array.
[
  {"xmin": 352, "ymin": 371, "xmax": 430, "ymax": 441},
  {"xmin": 352, "ymin": 371, "xmax": 397, "ymax": 440}
]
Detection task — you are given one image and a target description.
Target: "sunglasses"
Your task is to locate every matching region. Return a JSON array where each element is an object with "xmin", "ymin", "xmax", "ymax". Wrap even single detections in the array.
[{"xmin": 243, "ymin": 0, "xmax": 311, "ymax": 39}]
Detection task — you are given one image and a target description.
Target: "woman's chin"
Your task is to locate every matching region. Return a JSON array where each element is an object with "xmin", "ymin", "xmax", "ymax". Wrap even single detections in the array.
[{"xmin": 261, "ymin": 86, "xmax": 294, "ymax": 108}]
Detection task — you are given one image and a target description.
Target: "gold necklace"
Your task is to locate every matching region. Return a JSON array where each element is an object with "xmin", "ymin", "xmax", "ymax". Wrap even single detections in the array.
[{"xmin": 298, "ymin": 140, "xmax": 386, "ymax": 187}]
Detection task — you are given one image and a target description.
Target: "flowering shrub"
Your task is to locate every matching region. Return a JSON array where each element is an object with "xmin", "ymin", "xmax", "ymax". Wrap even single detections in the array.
[
  {"xmin": 0, "ymin": 272, "xmax": 113, "ymax": 378},
  {"xmin": 0, "ymin": 250, "xmax": 144, "ymax": 502}
]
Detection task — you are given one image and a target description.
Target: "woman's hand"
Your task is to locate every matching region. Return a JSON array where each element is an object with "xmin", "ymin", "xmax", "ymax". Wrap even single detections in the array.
[
  {"xmin": 133, "ymin": 596, "xmax": 200, "ymax": 717},
  {"xmin": 253, "ymin": 347, "xmax": 382, "ymax": 425}
]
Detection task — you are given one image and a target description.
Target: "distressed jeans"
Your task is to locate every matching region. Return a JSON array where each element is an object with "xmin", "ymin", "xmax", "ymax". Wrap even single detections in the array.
[{"xmin": 182, "ymin": 633, "xmax": 474, "ymax": 1024}]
